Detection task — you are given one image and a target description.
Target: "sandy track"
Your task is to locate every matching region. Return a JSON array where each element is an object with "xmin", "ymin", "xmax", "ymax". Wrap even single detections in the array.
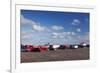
[{"xmin": 21, "ymin": 48, "xmax": 89, "ymax": 63}]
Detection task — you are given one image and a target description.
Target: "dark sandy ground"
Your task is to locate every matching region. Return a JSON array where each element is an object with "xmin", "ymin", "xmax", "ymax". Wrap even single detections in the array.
[{"xmin": 21, "ymin": 48, "xmax": 89, "ymax": 63}]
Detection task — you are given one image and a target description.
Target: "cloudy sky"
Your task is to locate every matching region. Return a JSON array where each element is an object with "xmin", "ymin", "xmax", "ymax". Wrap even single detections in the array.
[{"xmin": 21, "ymin": 10, "xmax": 89, "ymax": 45}]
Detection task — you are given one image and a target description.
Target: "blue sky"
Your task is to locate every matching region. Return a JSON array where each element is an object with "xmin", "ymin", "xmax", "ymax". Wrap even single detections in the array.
[{"xmin": 21, "ymin": 10, "xmax": 89, "ymax": 45}]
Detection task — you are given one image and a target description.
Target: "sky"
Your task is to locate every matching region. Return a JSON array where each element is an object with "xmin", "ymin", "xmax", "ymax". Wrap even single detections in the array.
[{"xmin": 21, "ymin": 10, "xmax": 89, "ymax": 45}]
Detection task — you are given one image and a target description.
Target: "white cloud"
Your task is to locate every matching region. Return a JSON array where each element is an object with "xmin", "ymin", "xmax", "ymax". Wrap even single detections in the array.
[
  {"xmin": 52, "ymin": 32, "xmax": 76, "ymax": 39},
  {"xmin": 32, "ymin": 24, "xmax": 45, "ymax": 32},
  {"xmin": 77, "ymin": 33, "xmax": 89, "ymax": 44},
  {"xmin": 21, "ymin": 15, "xmax": 46, "ymax": 32},
  {"xmin": 21, "ymin": 15, "xmax": 36, "ymax": 25},
  {"xmin": 21, "ymin": 30, "xmax": 35, "ymax": 40},
  {"xmin": 51, "ymin": 31, "xmax": 89, "ymax": 44},
  {"xmin": 21, "ymin": 32, "xmax": 33, "ymax": 40},
  {"xmin": 51, "ymin": 25, "xmax": 64, "ymax": 30},
  {"xmin": 77, "ymin": 28, "xmax": 81, "ymax": 32},
  {"xmin": 71, "ymin": 19, "xmax": 80, "ymax": 25},
  {"xmin": 22, "ymin": 34, "xmax": 32, "ymax": 39},
  {"xmin": 73, "ymin": 19, "xmax": 80, "ymax": 23},
  {"xmin": 71, "ymin": 32, "xmax": 76, "ymax": 35},
  {"xmin": 52, "ymin": 33, "xmax": 58, "ymax": 39},
  {"xmin": 52, "ymin": 32, "xmax": 63, "ymax": 39}
]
